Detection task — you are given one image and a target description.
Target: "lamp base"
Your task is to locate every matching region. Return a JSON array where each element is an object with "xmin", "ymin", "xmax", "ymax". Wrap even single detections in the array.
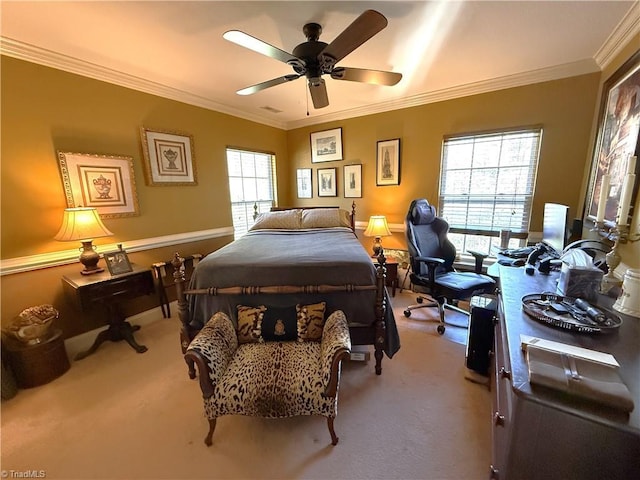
[
  {"xmin": 79, "ymin": 240, "xmax": 103, "ymax": 275},
  {"xmin": 81, "ymin": 266, "xmax": 104, "ymax": 276},
  {"xmin": 371, "ymin": 236, "xmax": 383, "ymax": 257}
]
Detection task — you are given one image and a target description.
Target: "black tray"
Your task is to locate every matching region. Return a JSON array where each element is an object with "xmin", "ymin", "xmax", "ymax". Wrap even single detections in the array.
[{"xmin": 521, "ymin": 293, "xmax": 622, "ymax": 334}]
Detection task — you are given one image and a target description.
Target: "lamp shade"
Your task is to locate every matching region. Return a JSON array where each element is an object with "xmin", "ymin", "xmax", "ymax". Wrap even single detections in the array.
[
  {"xmin": 363, "ymin": 216, "xmax": 392, "ymax": 238},
  {"xmin": 55, "ymin": 207, "xmax": 113, "ymax": 242}
]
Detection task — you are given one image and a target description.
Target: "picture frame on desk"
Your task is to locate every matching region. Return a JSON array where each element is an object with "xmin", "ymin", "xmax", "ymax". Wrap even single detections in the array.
[
  {"xmin": 104, "ymin": 249, "xmax": 133, "ymax": 276},
  {"xmin": 586, "ymin": 50, "xmax": 639, "ymax": 225}
]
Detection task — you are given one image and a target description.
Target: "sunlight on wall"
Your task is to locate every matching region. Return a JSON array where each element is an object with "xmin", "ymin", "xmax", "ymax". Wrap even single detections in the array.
[{"xmin": 391, "ymin": 1, "xmax": 463, "ymax": 94}]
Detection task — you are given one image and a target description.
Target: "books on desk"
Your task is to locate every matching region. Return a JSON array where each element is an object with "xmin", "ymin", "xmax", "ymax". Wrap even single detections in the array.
[{"xmin": 521, "ymin": 335, "xmax": 634, "ymax": 412}]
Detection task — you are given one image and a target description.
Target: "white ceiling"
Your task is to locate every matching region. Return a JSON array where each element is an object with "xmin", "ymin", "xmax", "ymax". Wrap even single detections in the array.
[{"xmin": 1, "ymin": 1, "xmax": 639, "ymax": 130}]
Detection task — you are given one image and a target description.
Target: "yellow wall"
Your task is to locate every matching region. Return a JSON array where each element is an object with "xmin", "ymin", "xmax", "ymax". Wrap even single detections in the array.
[
  {"xmin": 0, "ymin": 56, "xmax": 288, "ymax": 336},
  {"xmin": 288, "ymin": 74, "xmax": 601, "ymax": 251}
]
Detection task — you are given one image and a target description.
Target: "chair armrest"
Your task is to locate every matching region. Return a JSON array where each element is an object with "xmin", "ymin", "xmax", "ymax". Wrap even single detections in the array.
[
  {"xmin": 185, "ymin": 311, "xmax": 238, "ymax": 398},
  {"xmin": 320, "ymin": 310, "xmax": 351, "ymax": 397},
  {"xmin": 466, "ymin": 250, "xmax": 488, "ymax": 273},
  {"xmin": 415, "ymin": 256, "xmax": 445, "ymax": 266},
  {"xmin": 414, "ymin": 256, "xmax": 445, "ymax": 287}
]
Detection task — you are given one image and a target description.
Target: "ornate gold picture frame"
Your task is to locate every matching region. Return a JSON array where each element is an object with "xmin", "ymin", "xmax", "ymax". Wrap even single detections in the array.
[
  {"xmin": 140, "ymin": 127, "xmax": 197, "ymax": 186},
  {"xmin": 57, "ymin": 151, "xmax": 140, "ymax": 218}
]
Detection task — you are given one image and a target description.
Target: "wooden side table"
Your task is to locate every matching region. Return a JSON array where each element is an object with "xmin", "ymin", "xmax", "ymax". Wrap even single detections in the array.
[
  {"xmin": 372, "ymin": 257, "xmax": 399, "ymax": 297},
  {"xmin": 62, "ymin": 264, "xmax": 154, "ymax": 360}
]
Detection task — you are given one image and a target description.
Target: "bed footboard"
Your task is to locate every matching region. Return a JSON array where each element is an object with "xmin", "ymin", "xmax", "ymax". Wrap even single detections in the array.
[{"xmin": 171, "ymin": 251, "xmax": 389, "ymax": 374}]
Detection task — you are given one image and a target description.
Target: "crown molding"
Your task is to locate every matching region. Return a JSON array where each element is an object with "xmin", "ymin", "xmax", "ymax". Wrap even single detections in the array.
[
  {"xmin": 285, "ymin": 59, "xmax": 600, "ymax": 129},
  {"xmin": 0, "ymin": 226, "xmax": 233, "ymax": 276},
  {"xmin": 0, "ymin": 37, "xmax": 287, "ymax": 130},
  {"xmin": 594, "ymin": 2, "xmax": 640, "ymax": 69},
  {"xmin": 2, "ymin": 8, "xmax": 637, "ymax": 133}
]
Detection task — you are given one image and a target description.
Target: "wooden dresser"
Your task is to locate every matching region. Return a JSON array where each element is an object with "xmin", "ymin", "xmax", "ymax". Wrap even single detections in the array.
[{"xmin": 491, "ymin": 266, "xmax": 639, "ymax": 479}]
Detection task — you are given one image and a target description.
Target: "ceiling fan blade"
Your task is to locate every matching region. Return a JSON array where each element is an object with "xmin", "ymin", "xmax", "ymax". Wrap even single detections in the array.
[
  {"xmin": 223, "ymin": 30, "xmax": 299, "ymax": 65},
  {"xmin": 308, "ymin": 78, "xmax": 329, "ymax": 109},
  {"xmin": 320, "ymin": 10, "xmax": 388, "ymax": 66},
  {"xmin": 331, "ymin": 67, "xmax": 402, "ymax": 86},
  {"xmin": 237, "ymin": 74, "xmax": 300, "ymax": 95}
]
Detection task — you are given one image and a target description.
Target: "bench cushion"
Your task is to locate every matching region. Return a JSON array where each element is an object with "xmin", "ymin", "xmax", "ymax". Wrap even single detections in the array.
[{"xmin": 205, "ymin": 341, "xmax": 337, "ymax": 419}]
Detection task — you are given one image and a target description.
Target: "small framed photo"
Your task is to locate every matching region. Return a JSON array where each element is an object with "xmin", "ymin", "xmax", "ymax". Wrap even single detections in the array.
[
  {"xmin": 57, "ymin": 151, "xmax": 140, "ymax": 218},
  {"xmin": 296, "ymin": 168, "xmax": 313, "ymax": 198},
  {"xmin": 344, "ymin": 164, "xmax": 362, "ymax": 198},
  {"xmin": 140, "ymin": 127, "xmax": 197, "ymax": 186},
  {"xmin": 376, "ymin": 138, "xmax": 401, "ymax": 186},
  {"xmin": 310, "ymin": 127, "xmax": 343, "ymax": 163},
  {"xmin": 318, "ymin": 167, "xmax": 337, "ymax": 197},
  {"xmin": 104, "ymin": 249, "xmax": 133, "ymax": 276}
]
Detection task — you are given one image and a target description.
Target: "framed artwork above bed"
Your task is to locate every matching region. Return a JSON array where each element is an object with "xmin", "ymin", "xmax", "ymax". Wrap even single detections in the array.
[
  {"xmin": 344, "ymin": 164, "xmax": 362, "ymax": 198},
  {"xmin": 318, "ymin": 167, "xmax": 337, "ymax": 197},
  {"xmin": 310, "ymin": 128, "xmax": 343, "ymax": 163},
  {"xmin": 296, "ymin": 168, "xmax": 312, "ymax": 198}
]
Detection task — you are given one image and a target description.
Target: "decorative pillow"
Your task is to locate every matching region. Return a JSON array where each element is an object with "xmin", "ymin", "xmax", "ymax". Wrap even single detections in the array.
[
  {"xmin": 301, "ymin": 208, "xmax": 351, "ymax": 229},
  {"xmin": 296, "ymin": 302, "xmax": 327, "ymax": 342},
  {"xmin": 250, "ymin": 210, "xmax": 301, "ymax": 230},
  {"xmin": 261, "ymin": 306, "xmax": 298, "ymax": 342},
  {"xmin": 236, "ymin": 305, "xmax": 266, "ymax": 343}
]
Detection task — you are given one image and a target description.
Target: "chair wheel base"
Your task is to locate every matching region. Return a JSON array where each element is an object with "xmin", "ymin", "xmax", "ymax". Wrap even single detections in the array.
[{"xmin": 437, "ymin": 324, "xmax": 446, "ymax": 335}]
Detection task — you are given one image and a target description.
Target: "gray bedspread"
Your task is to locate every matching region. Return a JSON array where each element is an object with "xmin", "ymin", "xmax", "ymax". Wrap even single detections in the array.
[{"xmin": 187, "ymin": 227, "xmax": 400, "ymax": 357}]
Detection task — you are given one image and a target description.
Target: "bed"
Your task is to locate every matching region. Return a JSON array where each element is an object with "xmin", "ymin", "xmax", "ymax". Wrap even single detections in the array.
[{"xmin": 173, "ymin": 204, "xmax": 400, "ymax": 374}]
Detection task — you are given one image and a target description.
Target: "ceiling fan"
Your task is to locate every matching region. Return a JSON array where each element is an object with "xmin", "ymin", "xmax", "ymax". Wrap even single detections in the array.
[{"xmin": 223, "ymin": 9, "xmax": 402, "ymax": 109}]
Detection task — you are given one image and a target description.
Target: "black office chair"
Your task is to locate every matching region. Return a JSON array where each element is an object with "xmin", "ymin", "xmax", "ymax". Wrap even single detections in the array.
[{"xmin": 404, "ymin": 199, "xmax": 496, "ymax": 334}]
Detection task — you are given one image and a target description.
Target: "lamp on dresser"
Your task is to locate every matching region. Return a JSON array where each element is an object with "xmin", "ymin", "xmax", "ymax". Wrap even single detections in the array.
[
  {"xmin": 55, "ymin": 207, "xmax": 114, "ymax": 275},
  {"xmin": 364, "ymin": 215, "xmax": 392, "ymax": 256}
]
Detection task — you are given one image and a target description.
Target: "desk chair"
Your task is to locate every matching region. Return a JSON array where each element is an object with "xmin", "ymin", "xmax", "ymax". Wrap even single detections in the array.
[{"xmin": 404, "ymin": 199, "xmax": 496, "ymax": 334}]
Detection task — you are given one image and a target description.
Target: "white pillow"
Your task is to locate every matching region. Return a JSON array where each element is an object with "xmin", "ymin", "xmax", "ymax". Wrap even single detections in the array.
[
  {"xmin": 250, "ymin": 209, "xmax": 302, "ymax": 230},
  {"xmin": 301, "ymin": 208, "xmax": 351, "ymax": 229}
]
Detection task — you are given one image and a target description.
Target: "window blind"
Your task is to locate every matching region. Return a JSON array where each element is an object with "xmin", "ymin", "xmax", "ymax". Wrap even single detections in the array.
[
  {"xmin": 439, "ymin": 128, "xmax": 542, "ymax": 237},
  {"xmin": 226, "ymin": 148, "xmax": 277, "ymax": 238}
]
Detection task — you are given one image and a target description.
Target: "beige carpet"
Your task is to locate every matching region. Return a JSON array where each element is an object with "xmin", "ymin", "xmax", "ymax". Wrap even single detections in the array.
[{"xmin": 0, "ymin": 291, "xmax": 490, "ymax": 480}]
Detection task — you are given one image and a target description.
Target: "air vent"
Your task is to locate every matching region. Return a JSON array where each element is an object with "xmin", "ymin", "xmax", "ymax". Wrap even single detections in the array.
[{"xmin": 260, "ymin": 106, "xmax": 283, "ymax": 113}]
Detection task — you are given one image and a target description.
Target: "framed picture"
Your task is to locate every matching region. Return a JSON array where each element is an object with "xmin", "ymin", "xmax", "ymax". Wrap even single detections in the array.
[
  {"xmin": 310, "ymin": 127, "xmax": 343, "ymax": 163},
  {"xmin": 296, "ymin": 168, "xmax": 312, "ymax": 198},
  {"xmin": 318, "ymin": 167, "xmax": 337, "ymax": 197},
  {"xmin": 57, "ymin": 151, "xmax": 140, "ymax": 218},
  {"xmin": 376, "ymin": 138, "xmax": 401, "ymax": 186},
  {"xmin": 140, "ymin": 127, "xmax": 197, "ymax": 185},
  {"xmin": 344, "ymin": 164, "xmax": 362, "ymax": 198},
  {"xmin": 586, "ymin": 50, "xmax": 640, "ymax": 225},
  {"xmin": 104, "ymin": 249, "xmax": 133, "ymax": 276}
]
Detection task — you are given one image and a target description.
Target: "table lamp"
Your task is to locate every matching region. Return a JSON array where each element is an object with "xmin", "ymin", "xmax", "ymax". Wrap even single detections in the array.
[
  {"xmin": 55, "ymin": 207, "xmax": 114, "ymax": 275},
  {"xmin": 363, "ymin": 215, "xmax": 392, "ymax": 256}
]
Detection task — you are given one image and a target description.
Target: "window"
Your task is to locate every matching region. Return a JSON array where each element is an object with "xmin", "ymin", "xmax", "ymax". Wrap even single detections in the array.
[
  {"xmin": 226, "ymin": 148, "xmax": 277, "ymax": 238},
  {"xmin": 439, "ymin": 128, "xmax": 542, "ymax": 254}
]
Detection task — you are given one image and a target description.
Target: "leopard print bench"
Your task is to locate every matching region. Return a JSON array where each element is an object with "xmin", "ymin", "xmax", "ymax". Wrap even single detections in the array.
[{"xmin": 185, "ymin": 309, "xmax": 351, "ymax": 446}]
